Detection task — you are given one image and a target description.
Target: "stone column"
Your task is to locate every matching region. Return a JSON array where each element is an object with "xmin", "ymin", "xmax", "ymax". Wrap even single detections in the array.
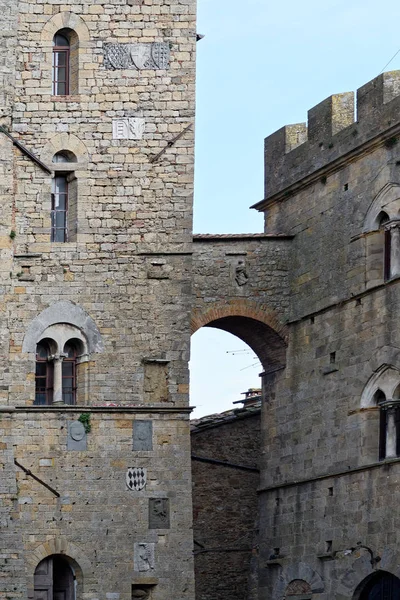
[
  {"xmin": 386, "ymin": 220, "xmax": 400, "ymax": 279},
  {"xmin": 386, "ymin": 405, "xmax": 397, "ymax": 458},
  {"xmin": 52, "ymin": 355, "xmax": 64, "ymax": 405},
  {"xmin": 380, "ymin": 400, "xmax": 400, "ymax": 459}
]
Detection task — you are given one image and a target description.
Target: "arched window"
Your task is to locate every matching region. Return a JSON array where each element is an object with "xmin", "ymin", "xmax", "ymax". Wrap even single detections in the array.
[
  {"xmin": 377, "ymin": 211, "xmax": 391, "ymax": 281},
  {"xmin": 51, "ymin": 151, "xmax": 78, "ymax": 243},
  {"xmin": 34, "ymin": 554, "xmax": 80, "ymax": 600},
  {"xmin": 372, "ymin": 387, "xmax": 400, "ymax": 461},
  {"xmin": 354, "ymin": 570, "xmax": 400, "ymax": 599},
  {"xmin": 53, "ymin": 31, "xmax": 70, "ymax": 95},
  {"xmin": 62, "ymin": 342, "xmax": 78, "ymax": 405},
  {"xmin": 34, "ymin": 326, "xmax": 88, "ymax": 406},
  {"xmin": 374, "ymin": 389, "xmax": 388, "ymax": 460},
  {"xmin": 35, "ymin": 339, "xmax": 54, "ymax": 405},
  {"xmin": 285, "ymin": 579, "xmax": 312, "ymax": 599}
]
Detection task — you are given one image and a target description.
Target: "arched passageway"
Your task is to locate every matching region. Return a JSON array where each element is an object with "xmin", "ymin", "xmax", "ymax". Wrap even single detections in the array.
[
  {"xmin": 205, "ymin": 315, "xmax": 286, "ymax": 372},
  {"xmin": 354, "ymin": 571, "xmax": 400, "ymax": 600},
  {"xmin": 190, "ymin": 303, "xmax": 287, "ymax": 600},
  {"xmin": 191, "ymin": 301, "xmax": 288, "ymax": 373},
  {"xmin": 34, "ymin": 554, "xmax": 81, "ymax": 600}
]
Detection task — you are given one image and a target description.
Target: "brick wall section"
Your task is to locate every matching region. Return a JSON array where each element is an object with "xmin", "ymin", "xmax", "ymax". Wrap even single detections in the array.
[{"xmin": 191, "ymin": 408, "xmax": 260, "ymax": 600}]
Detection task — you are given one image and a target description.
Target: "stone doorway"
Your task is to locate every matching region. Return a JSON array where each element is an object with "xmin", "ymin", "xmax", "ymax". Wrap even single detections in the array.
[
  {"xmin": 355, "ymin": 571, "xmax": 400, "ymax": 600},
  {"xmin": 34, "ymin": 555, "xmax": 76, "ymax": 600}
]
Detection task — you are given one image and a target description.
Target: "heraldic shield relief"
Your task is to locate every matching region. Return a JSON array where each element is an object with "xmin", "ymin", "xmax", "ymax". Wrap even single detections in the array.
[{"xmin": 126, "ymin": 467, "xmax": 147, "ymax": 491}]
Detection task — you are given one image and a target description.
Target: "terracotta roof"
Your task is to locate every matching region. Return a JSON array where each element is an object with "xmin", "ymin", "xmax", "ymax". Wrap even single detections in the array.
[{"xmin": 190, "ymin": 401, "xmax": 261, "ymax": 432}]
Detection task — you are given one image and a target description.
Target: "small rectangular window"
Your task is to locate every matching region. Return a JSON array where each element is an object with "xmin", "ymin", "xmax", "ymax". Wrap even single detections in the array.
[{"xmin": 51, "ymin": 175, "xmax": 69, "ymax": 242}]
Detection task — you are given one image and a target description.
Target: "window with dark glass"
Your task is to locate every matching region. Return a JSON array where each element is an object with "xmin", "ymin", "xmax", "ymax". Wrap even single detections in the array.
[
  {"xmin": 51, "ymin": 174, "xmax": 68, "ymax": 242},
  {"xmin": 377, "ymin": 211, "xmax": 391, "ymax": 280},
  {"xmin": 62, "ymin": 342, "xmax": 77, "ymax": 405},
  {"xmin": 53, "ymin": 32, "xmax": 70, "ymax": 95},
  {"xmin": 51, "ymin": 151, "xmax": 77, "ymax": 243},
  {"xmin": 35, "ymin": 341, "xmax": 54, "ymax": 405}
]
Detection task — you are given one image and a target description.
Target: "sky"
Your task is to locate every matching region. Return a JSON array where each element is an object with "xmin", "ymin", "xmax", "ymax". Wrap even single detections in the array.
[{"xmin": 189, "ymin": 0, "xmax": 400, "ymax": 418}]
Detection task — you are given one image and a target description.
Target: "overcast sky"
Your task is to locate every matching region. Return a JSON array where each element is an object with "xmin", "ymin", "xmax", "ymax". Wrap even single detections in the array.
[{"xmin": 189, "ymin": 0, "xmax": 400, "ymax": 418}]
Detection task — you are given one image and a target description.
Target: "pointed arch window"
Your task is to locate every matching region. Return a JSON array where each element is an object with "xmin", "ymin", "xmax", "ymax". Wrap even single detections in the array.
[
  {"xmin": 374, "ymin": 388, "xmax": 400, "ymax": 460},
  {"xmin": 377, "ymin": 211, "xmax": 391, "ymax": 281},
  {"xmin": 53, "ymin": 31, "xmax": 70, "ymax": 95}
]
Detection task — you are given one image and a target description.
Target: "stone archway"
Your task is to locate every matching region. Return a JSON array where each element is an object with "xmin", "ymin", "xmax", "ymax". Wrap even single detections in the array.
[
  {"xmin": 34, "ymin": 554, "xmax": 79, "ymax": 600},
  {"xmin": 27, "ymin": 540, "xmax": 94, "ymax": 599},
  {"xmin": 191, "ymin": 299, "xmax": 288, "ymax": 372},
  {"xmin": 353, "ymin": 570, "xmax": 400, "ymax": 599}
]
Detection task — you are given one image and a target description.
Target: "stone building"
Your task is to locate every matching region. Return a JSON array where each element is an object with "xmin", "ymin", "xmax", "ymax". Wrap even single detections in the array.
[
  {"xmin": 2, "ymin": 0, "xmax": 400, "ymax": 597},
  {"xmin": 192, "ymin": 71, "xmax": 400, "ymax": 600},
  {"xmin": 191, "ymin": 390, "xmax": 261, "ymax": 600},
  {"xmin": 250, "ymin": 71, "xmax": 400, "ymax": 599},
  {"xmin": 0, "ymin": 0, "xmax": 196, "ymax": 598}
]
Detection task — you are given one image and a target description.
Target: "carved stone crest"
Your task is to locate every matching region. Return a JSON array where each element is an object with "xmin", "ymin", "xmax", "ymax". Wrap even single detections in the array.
[
  {"xmin": 113, "ymin": 118, "xmax": 146, "ymax": 140},
  {"xmin": 126, "ymin": 467, "xmax": 147, "ymax": 491},
  {"xmin": 149, "ymin": 498, "xmax": 170, "ymax": 528},
  {"xmin": 67, "ymin": 420, "xmax": 87, "ymax": 451},
  {"xmin": 104, "ymin": 43, "xmax": 170, "ymax": 70},
  {"xmin": 134, "ymin": 543, "xmax": 155, "ymax": 572},
  {"xmin": 235, "ymin": 260, "xmax": 249, "ymax": 286}
]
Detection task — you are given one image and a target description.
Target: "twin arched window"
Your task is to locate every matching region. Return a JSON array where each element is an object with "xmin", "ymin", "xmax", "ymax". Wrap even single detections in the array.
[
  {"xmin": 34, "ymin": 325, "xmax": 88, "ymax": 406},
  {"xmin": 361, "ymin": 367, "xmax": 400, "ymax": 461}
]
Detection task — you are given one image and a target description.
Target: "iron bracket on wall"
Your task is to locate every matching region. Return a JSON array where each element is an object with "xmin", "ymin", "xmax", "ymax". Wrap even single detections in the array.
[
  {"xmin": 149, "ymin": 123, "xmax": 193, "ymax": 163},
  {"xmin": 0, "ymin": 126, "xmax": 52, "ymax": 174},
  {"xmin": 14, "ymin": 459, "xmax": 60, "ymax": 498}
]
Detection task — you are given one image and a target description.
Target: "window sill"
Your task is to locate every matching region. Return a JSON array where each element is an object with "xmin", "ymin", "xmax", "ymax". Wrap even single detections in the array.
[{"xmin": 50, "ymin": 95, "xmax": 81, "ymax": 102}]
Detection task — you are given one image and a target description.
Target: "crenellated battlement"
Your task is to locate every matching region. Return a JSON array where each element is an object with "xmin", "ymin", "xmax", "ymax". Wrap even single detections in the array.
[{"xmin": 258, "ymin": 71, "xmax": 400, "ymax": 204}]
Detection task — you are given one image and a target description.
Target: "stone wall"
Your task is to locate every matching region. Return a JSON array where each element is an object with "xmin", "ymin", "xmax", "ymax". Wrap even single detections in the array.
[
  {"xmin": 191, "ymin": 407, "xmax": 260, "ymax": 600},
  {"xmin": 192, "ymin": 235, "xmax": 291, "ymax": 371},
  {"xmin": 0, "ymin": 0, "xmax": 196, "ymax": 598},
  {"xmin": 254, "ymin": 70, "xmax": 400, "ymax": 598}
]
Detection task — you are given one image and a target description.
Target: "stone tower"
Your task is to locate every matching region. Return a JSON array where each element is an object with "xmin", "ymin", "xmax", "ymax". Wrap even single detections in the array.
[{"xmin": 0, "ymin": 0, "xmax": 196, "ymax": 598}]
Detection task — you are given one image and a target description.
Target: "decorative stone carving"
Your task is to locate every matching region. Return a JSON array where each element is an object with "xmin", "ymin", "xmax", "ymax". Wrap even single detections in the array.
[
  {"xmin": 286, "ymin": 579, "xmax": 312, "ymax": 595},
  {"xmin": 126, "ymin": 467, "xmax": 147, "ymax": 491},
  {"xmin": 149, "ymin": 498, "xmax": 170, "ymax": 529},
  {"xmin": 235, "ymin": 260, "xmax": 249, "ymax": 286},
  {"xmin": 134, "ymin": 543, "xmax": 155, "ymax": 572},
  {"xmin": 131, "ymin": 588, "xmax": 150, "ymax": 599},
  {"xmin": 104, "ymin": 43, "xmax": 170, "ymax": 70},
  {"xmin": 112, "ymin": 118, "xmax": 145, "ymax": 141},
  {"xmin": 67, "ymin": 421, "xmax": 87, "ymax": 451},
  {"xmin": 133, "ymin": 420, "xmax": 153, "ymax": 451}
]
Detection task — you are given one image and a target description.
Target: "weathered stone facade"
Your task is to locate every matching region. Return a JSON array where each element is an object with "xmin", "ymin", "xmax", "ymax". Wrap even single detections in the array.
[
  {"xmin": 252, "ymin": 71, "xmax": 400, "ymax": 599},
  {"xmin": 191, "ymin": 402, "xmax": 261, "ymax": 600},
  {"xmin": 191, "ymin": 72, "xmax": 400, "ymax": 599},
  {"xmin": 0, "ymin": 0, "xmax": 196, "ymax": 598},
  {"xmin": 3, "ymin": 0, "xmax": 400, "ymax": 596}
]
